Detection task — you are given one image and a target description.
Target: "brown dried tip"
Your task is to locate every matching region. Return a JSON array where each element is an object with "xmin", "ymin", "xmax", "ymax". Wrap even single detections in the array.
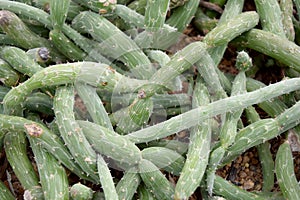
[
  {"xmin": 0, "ymin": 10, "xmax": 11, "ymax": 26},
  {"xmin": 107, "ymin": 66, "xmax": 116, "ymax": 73},
  {"xmin": 24, "ymin": 123, "xmax": 43, "ymax": 137},
  {"xmin": 38, "ymin": 47, "xmax": 50, "ymax": 62},
  {"xmin": 137, "ymin": 89, "xmax": 146, "ymax": 99}
]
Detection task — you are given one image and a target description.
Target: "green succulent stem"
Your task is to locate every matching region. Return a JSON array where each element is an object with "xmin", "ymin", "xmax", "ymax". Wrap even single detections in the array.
[
  {"xmin": 53, "ymin": 85, "xmax": 98, "ymax": 182},
  {"xmin": 175, "ymin": 79, "xmax": 211, "ymax": 199},
  {"xmin": 275, "ymin": 141, "xmax": 300, "ymax": 200},
  {"xmin": 126, "ymin": 78, "xmax": 300, "ymax": 144},
  {"xmin": 235, "ymin": 29, "xmax": 300, "ymax": 72},
  {"xmin": 97, "ymin": 154, "xmax": 118, "ymax": 200},
  {"xmin": 0, "ymin": 181, "xmax": 14, "ymax": 200},
  {"xmin": 254, "ymin": 0, "xmax": 285, "ymax": 37}
]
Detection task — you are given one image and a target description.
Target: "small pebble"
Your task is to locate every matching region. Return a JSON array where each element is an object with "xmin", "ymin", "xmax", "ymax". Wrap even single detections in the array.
[
  {"xmin": 239, "ymin": 171, "xmax": 247, "ymax": 178},
  {"xmin": 243, "ymin": 179, "xmax": 255, "ymax": 190},
  {"xmin": 243, "ymin": 156, "xmax": 250, "ymax": 164},
  {"xmin": 236, "ymin": 156, "xmax": 243, "ymax": 164},
  {"xmin": 251, "ymin": 158, "xmax": 259, "ymax": 165}
]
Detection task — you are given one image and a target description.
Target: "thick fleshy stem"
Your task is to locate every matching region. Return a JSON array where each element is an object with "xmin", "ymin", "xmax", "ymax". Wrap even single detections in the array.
[
  {"xmin": 3, "ymin": 62, "xmax": 146, "ymax": 115},
  {"xmin": 175, "ymin": 78, "xmax": 211, "ymax": 199},
  {"xmin": 141, "ymin": 147, "xmax": 185, "ymax": 176},
  {"xmin": 144, "ymin": 0, "xmax": 169, "ymax": 29},
  {"xmin": 0, "ymin": 46, "xmax": 43, "ymax": 77},
  {"xmin": 71, "ymin": 11, "xmax": 155, "ymax": 80},
  {"xmin": 53, "ymin": 85, "xmax": 99, "ymax": 182},
  {"xmin": 245, "ymin": 106, "xmax": 275, "ymax": 192},
  {"xmin": 0, "ymin": 114, "xmax": 95, "ymax": 182},
  {"xmin": 139, "ymin": 159, "xmax": 174, "ymax": 200},
  {"xmin": 78, "ymin": 120, "xmax": 142, "ymax": 168},
  {"xmin": 116, "ymin": 168, "xmax": 141, "ymax": 200},
  {"xmin": 75, "ymin": 82, "xmax": 113, "ymax": 131},
  {"xmin": 49, "ymin": 0, "xmax": 70, "ymax": 30},
  {"xmin": 222, "ymin": 99, "xmax": 300, "ymax": 165},
  {"xmin": 279, "ymin": 0, "xmax": 295, "ymax": 41},
  {"xmin": 28, "ymin": 118, "xmax": 69, "ymax": 200},
  {"xmin": 0, "ymin": 181, "xmax": 14, "ymax": 200},
  {"xmin": 126, "ymin": 78, "xmax": 300, "ymax": 144},
  {"xmin": 0, "ymin": 10, "xmax": 64, "ymax": 62},
  {"xmin": 97, "ymin": 154, "xmax": 118, "ymax": 200},
  {"xmin": 234, "ymin": 28, "xmax": 300, "ymax": 73},
  {"xmin": 4, "ymin": 131, "xmax": 40, "ymax": 190},
  {"xmin": 213, "ymin": 176, "xmax": 265, "ymax": 200},
  {"xmin": 166, "ymin": 0, "xmax": 200, "ymax": 32},
  {"xmin": 275, "ymin": 141, "xmax": 300, "ymax": 200},
  {"xmin": 70, "ymin": 183, "xmax": 93, "ymax": 200},
  {"xmin": 0, "ymin": 58, "xmax": 19, "ymax": 87}
]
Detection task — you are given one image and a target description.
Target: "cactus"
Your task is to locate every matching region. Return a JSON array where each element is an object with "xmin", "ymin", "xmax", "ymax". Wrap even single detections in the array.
[
  {"xmin": 0, "ymin": 46, "xmax": 43, "ymax": 77},
  {"xmin": 254, "ymin": 0, "xmax": 285, "ymax": 38},
  {"xmin": 70, "ymin": 183, "xmax": 94, "ymax": 200},
  {"xmin": 203, "ymin": 11, "xmax": 259, "ymax": 47},
  {"xmin": 112, "ymin": 95, "xmax": 154, "ymax": 134},
  {"xmin": 0, "ymin": 114, "xmax": 94, "ymax": 182},
  {"xmin": 144, "ymin": 0, "xmax": 169, "ymax": 29},
  {"xmin": 0, "ymin": 58, "xmax": 19, "ymax": 86},
  {"xmin": 222, "ymin": 99, "xmax": 300, "ymax": 164},
  {"xmin": 53, "ymin": 85, "xmax": 99, "ymax": 182},
  {"xmin": 193, "ymin": 8, "xmax": 218, "ymax": 34},
  {"xmin": 78, "ymin": 120, "xmax": 142, "ymax": 168},
  {"xmin": 137, "ymin": 183, "xmax": 155, "ymax": 200},
  {"xmin": 3, "ymin": 0, "xmax": 300, "ymax": 198},
  {"xmin": 97, "ymin": 154, "xmax": 118, "ymax": 200},
  {"xmin": 175, "ymin": 78, "xmax": 211, "ymax": 199},
  {"xmin": 213, "ymin": 176, "xmax": 265, "ymax": 200},
  {"xmin": 23, "ymin": 186, "xmax": 44, "ymax": 200},
  {"xmin": 139, "ymin": 139, "xmax": 189, "ymax": 155},
  {"xmin": 235, "ymin": 28, "xmax": 300, "ymax": 72},
  {"xmin": 70, "ymin": 184, "xmax": 93, "ymax": 200},
  {"xmin": 195, "ymin": 47, "xmax": 227, "ymax": 100},
  {"xmin": 275, "ymin": 141, "xmax": 300, "ymax": 200},
  {"xmin": 49, "ymin": 29, "xmax": 87, "ymax": 61},
  {"xmin": 4, "ymin": 131, "xmax": 40, "ymax": 190},
  {"xmin": 0, "ymin": 181, "xmax": 15, "ymax": 200},
  {"xmin": 0, "ymin": 1, "xmax": 111, "ymax": 64},
  {"xmin": 71, "ymin": 11, "xmax": 155, "ymax": 79},
  {"xmin": 24, "ymin": 92, "xmax": 54, "ymax": 115},
  {"xmin": 3, "ymin": 62, "xmax": 146, "ymax": 115},
  {"xmin": 0, "ymin": 10, "xmax": 63, "ymax": 62},
  {"xmin": 116, "ymin": 168, "xmax": 141, "ymax": 200},
  {"xmin": 72, "ymin": 0, "xmax": 117, "ymax": 14},
  {"xmin": 115, "ymin": 4, "xmax": 146, "ymax": 28},
  {"xmin": 0, "ymin": 33, "xmax": 19, "ymax": 46},
  {"xmin": 279, "ymin": 0, "xmax": 295, "ymax": 41},
  {"xmin": 126, "ymin": 77, "xmax": 300, "ymax": 144},
  {"xmin": 166, "ymin": 0, "xmax": 200, "ymax": 32},
  {"xmin": 139, "ymin": 159, "xmax": 174, "ymax": 200},
  {"xmin": 29, "ymin": 133, "xmax": 69, "ymax": 200},
  {"xmin": 245, "ymin": 106, "xmax": 275, "ymax": 192},
  {"xmin": 49, "ymin": 0, "xmax": 70, "ymax": 30},
  {"xmin": 141, "ymin": 147, "xmax": 185, "ymax": 175},
  {"xmin": 205, "ymin": 0, "xmax": 244, "ymax": 59},
  {"xmin": 246, "ymin": 78, "xmax": 287, "ymax": 117},
  {"xmin": 75, "ymin": 82, "xmax": 113, "ymax": 130}
]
